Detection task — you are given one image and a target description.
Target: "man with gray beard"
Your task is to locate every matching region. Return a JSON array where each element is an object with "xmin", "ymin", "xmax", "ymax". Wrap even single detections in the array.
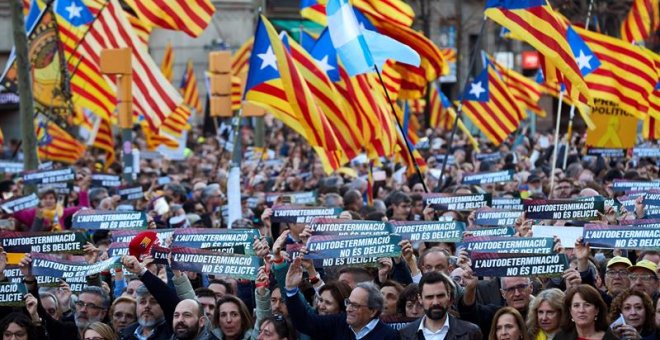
[
  {"xmin": 120, "ymin": 285, "xmax": 171, "ymax": 340},
  {"xmin": 74, "ymin": 286, "xmax": 110, "ymax": 336}
]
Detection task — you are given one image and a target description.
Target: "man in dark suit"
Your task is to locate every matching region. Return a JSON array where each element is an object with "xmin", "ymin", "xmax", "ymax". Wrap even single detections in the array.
[
  {"xmin": 400, "ymin": 272, "xmax": 481, "ymax": 340},
  {"xmin": 285, "ymin": 257, "xmax": 399, "ymax": 340}
]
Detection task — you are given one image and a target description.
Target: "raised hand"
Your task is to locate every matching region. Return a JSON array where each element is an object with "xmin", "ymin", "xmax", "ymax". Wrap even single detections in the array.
[{"xmin": 285, "ymin": 257, "xmax": 303, "ymax": 290}]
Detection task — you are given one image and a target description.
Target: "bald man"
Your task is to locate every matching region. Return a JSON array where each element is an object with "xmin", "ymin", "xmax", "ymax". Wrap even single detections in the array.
[{"xmin": 172, "ymin": 299, "xmax": 216, "ymax": 340}]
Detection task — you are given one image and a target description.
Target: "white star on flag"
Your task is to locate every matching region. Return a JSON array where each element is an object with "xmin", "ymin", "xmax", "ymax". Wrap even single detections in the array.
[
  {"xmin": 315, "ymin": 55, "xmax": 335, "ymax": 73},
  {"xmin": 65, "ymin": 2, "xmax": 83, "ymax": 19},
  {"xmin": 257, "ymin": 47, "xmax": 277, "ymax": 71},
  {"xmin": 469, "ymin": 81, "xmax": 485, "ymax": 98},
  {"xmin": 575, "ymin": 50, "xmax": 593, "ymax": 71}
]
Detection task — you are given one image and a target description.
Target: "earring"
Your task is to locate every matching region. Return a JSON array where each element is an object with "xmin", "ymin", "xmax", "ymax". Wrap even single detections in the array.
[
  {"xmin": 594, "ymin": 317, "xmax": 597, "ymax": 320},
  {"xmin": 571, "ymin": 318, "xmax": 574, "ymax": 322}
]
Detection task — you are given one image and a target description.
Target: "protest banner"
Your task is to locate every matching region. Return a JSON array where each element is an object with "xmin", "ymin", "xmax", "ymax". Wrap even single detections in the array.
[
  {"xmin": 524, "ymin": 199, "xmax": 604, "ymax": 220},
  {"xmin": 586, "ymin": 148, "xmax": 626, "ymax": 158},
  {"xmin": 119, "ymin": 186, "xmax": 144, "ymax": 201},
  {"xmin": 309, "ymin": 218, "xmax": 393, "ymax": 236},
  {"xmin": 0, "ymin": 193, "xmax": 39, "ymax": 213},
  {"xmin": 532, "ymin": 225, "xmax": 583, "ymax": 246},
  {"xmin": 491, "ymin": 197, "xmax": 524, "ymax": 211},
  {"xmin": 31, "ymin": 253, "xmax": 120, "ymax": 281},
  {"xmin": 583, "ymin": 224, "xmax": 660, "ymax": 250},
  {"xmin": 471, "ymin": 252, "xmax": 569, "ymax": 277},
  {"xmin": 22, "ymin": 168, "xmax": 75, "ymax": 185},
  {"xmin": 611, "ymin": 180, "xmax": 660, "ymax": 193},
  {"xmin": 423, "ymin": 193, "xmax": 492, "ymax": 211},
  {"xmin": 304, "ymin": 234, "xmax": 402, "ymax": 260},
  {"xmin": 37, "ymin": 274, "xmax": 87, "ymax": 292},
  {"xmin": 37, "ymin": 182, "xmax": 71, "ymax": 195},
  {"xmin": 172, "ymin": 228, "xmax": 258, "ymax": 253},
  {"xmin": 91, "ymin": 173, "xmax": 121, "ymax": 188},
  {"xmin": 434, "ymin": 154, "xmax": 455, "ymax": 166},
  {"xmin": 285, "ymin": 243, "xmax": 378, "ymax": 267},
  {"xmin": 391, "ymin": 221, "xmax": 465, "ymax": 242},
  {"xmin": 459, "ymin": 236, "xmax": 554, "ymax": 254},
  {"xmin": 169, "ymin": 247, "xmax": 262, "ymax": 280},
  {"xmin": 461, "ymin": 170, "xmax": 514, "ymax": 185},
  {"xmin": 38, "ymin": 162, "xmax": 53, "ymax": 170},
  {"xmin": 585, "ymin": 99, "xmax": 637, "ymax": 148},
  {"xmin": 266, "ymin": 191, "xmax": 317, "ymax": 206},
  {"xmin": 633, "ymin": 147, "xmax": 660, "ymax": 158},
  {"xmin": 108, "ymin": 242, "xmax": 129, "ymax": 257},
  {"xmin": 0, "ymin": 161, "xmax": 24, "ymax": 173},
  {"xmin": 474, "ymin": 209, "xmax": 522, "ymax": 226},
  {"xmin": 0, "ymin": 231, "xmax": 86, "ymax": 254},
  {"xmin": 578, "ymin": 195, "xmax": 619, "ymax": 208},
  {"xmin": 0, "ymin": 282, "xmax": 27, "ymax": 306},
  {"xmin": 642, "ymin": 190, "xmax": 660, "ymax": 206},
  {"xmin": 621, "ymin": 219, "xmax": 660, "ymax": 228},
  {"xmin": 72, "ymin": 210, "xmax": 146, "ymax": 230},
  {"xmin": 382, "ymin": 317, "xmax": 418, "ymax": 332},
  {"xmin": 466, "ymin": 226, "xmax": 515, "ymax": 237},
  {"xmin": 111, "ymin": 229, "xmax": 174, "ymax": 244},
  {"xmin": 2, "ymin": 265, "xmax": 22, "ymax": 283},
  {"xmin": 475, "ymin": 152, "xmax": 501, "ymax": 162},
  {"xmin": 270, "ymin": 205, "xmax": 341, "ymax": 223}
]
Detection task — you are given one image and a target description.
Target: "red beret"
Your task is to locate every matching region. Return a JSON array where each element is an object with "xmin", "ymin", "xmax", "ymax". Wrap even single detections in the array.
[{"xmin": 128, "ymin": 231, "xmax": 159, "ymax": 259}]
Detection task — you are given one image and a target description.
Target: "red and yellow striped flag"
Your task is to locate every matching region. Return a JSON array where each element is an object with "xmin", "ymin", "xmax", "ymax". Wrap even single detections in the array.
[
  {"xmin": 621, "ymin": 0, "xmax": 659, "ymax": 43},
  {"xmin": 161, "ymin": 42, "xmax": 174, "ymax": 82},
  {"xmin": 35, "ymin": 120, "xmax": 86, "ymax": 165},
  {"xmin": 0, "ymin": 128, "xmax": 4, "ymax": 147},
  {"xmin": 486, "ymin": 53, "xmax": 544, "ymax": 118},
  {"xmin": 357, "ymin": 0, "xmax": 415, "ymax": 28},
  {"xmin": 485, "ymin": 2, "xmax": 593, "ymax": 117},
  {"xmin": 141, "ymin": 122, "xmax": 178, "ymax": 150},
  {"xmin": 644, "ymin": 116, "xmax": 659, "ymax": 140},
  {"xmin": 161, "ymin": 106, "xmax": 191, "ymax": 138},
  {"xmin": 123, "ymin": 0, "xmax": 215, "ymax": 38},
  {"xmin": 232, "ymin": 38, "xmax": 253, "ymax": 76},
  {"xmin": 181, "ymin": 60, "xmax": 202, "ymax": 113},
  {"xmin": 94, "ymin": 118, "xmax": 116, "ymax": 168}
]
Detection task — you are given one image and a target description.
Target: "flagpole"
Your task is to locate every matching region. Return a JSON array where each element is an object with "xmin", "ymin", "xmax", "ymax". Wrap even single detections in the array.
[
  {"xmin": 562, "ymin": 0, "xmax": 594, "ymax": 169},
  {"xmin": 549, "ymin": 90, "xmax": 564, "ymax": 198},
  {"xmin": 434, "ymin": 17, "xmax": 487, "ymax": 192},
  {"xmin": 373, "ymin": 64, "xmax": 429, "ymax": 193}
]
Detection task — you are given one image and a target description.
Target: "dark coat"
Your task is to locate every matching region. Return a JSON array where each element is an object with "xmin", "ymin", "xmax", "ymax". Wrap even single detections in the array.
[
  {"xmin": 399, "ymin": 315, "xmax": 482, "ymax": 340},
  {"xmin": 120, "ymin": 321, "xmax": 173, "ymax": 340},
  {"xmin": 285, "ymin": 291, "xmax": 399, "ymax": 340},
  {"xmin": 554, "ymin": 328, "xmax": 619, "ymax": 340}
]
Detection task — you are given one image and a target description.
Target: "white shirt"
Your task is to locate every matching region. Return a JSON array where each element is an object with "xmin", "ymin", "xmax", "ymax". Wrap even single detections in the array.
[
  {"xmin": 352, "ymin": 318, "xmax": 380, "ymax": 339},
  {"xmin": 417, "ymin": 315, "xmax": 450, "ymax": 340}
]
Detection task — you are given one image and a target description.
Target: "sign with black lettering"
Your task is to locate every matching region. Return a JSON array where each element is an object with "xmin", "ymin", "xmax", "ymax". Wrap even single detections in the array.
[
  {"xmin": 111, "ymin": 229, "xmax": 174, "ymax": 244},
  {"xmin": 172, "ymin": 228, "xmax": 258, "ymax": 254},
  {"xmin": 0, "ymin": 282, "xmax": 26, "ymax": 306},
  {"xmin": 475, "ymin": 152, "xmax": 501, "ymax": 162},
  {"xmin": 266, "ymin": 191, "xmax": 317, "ymax": 206},
  {"xmin": 391, "ymin": 220, "xmax": 464, "ymax": 242},
  {"xmin": 270, "ymin": 205, "xmax": 341, "ymax": 223},
  {"xmin": 0, "ymin": 231, "xmax": 87, "ymax": 254},
  {"xmin": 91, "ymin": 173, "xmax": 121, "ymax": 188},
  {"xmin": 524, "ymin": 199, "xmax": 604, "ymax": 220},
  {"xmin": 583, "ymin": 223, "xmax": 660, "ymax": 250},
  {"xmin": 466, "ymin": 227, "xmax": 515, "ymax": 237},
  {"xmin": 119, "ymin": 186, "xmax": 144, "ymax": 201},
  {"xmin": 612, "ymin": 180, "xmax": 660, "ymax": 193},
  {"xmin": 0, "ymin": 161, "xmax": 24, "ymax": 173},
  {"xmin": 169, "ymin": 247, "xmax": 262, "ymax": 280},
  {"xmin": 31, "ymin": 253, "xmax": 120, "ymax": 280},
  {"xmin": 632, "ymin": 147, "xmax": 660, "ymax": 158},
  {"xmin": 423, "ymin": 193, "xmax": 492, "ymax": 211},
  {"xmin": 303, "ymin": 234, "xmax": 401, "ymax": 260},
  {"xmin": 475, "ymin": 209, "xmax": 522, "ymax": 226},
  {"xmin": 491, "ymin": 197, "xmax": 524, "ymax": 211},
  {"xmin": 462, "ymin": 170, "xmax": 514, "ymax": 185},
  {"xmin": 459, "ymin": 236, "xmax": 554, "ymax": 254},
  {"xmin": 1, "ymin": 193, "xmax": 39, "ymax": 213},
  {"xmin": 72, "ymin": 210, "xmax": 146, "ymax": 230},
  {"xmin": 309, "ymin": 218, "xmax": 393, "ymax": 236},
  {"xmin": 471, "ymin": 252, "xmax": 568, "ymax": 277},
  {"xmin": 22, "ymin": 168, "xmax": 74, "ymax": 185},
  {"xmin": 586, "ymin": 148, "xmax": 626, "ymax": 158}
]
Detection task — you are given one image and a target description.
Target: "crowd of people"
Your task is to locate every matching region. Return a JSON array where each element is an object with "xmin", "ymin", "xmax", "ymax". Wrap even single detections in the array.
[{"xmin": 0, "ymin": 119, "xmax": 658, "ymax": 340}]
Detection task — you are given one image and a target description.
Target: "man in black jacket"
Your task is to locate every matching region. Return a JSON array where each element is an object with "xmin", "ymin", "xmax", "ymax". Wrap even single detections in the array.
[{"xmin": 400, "ymin": 272, "xmax": 481, "ymax": 340}]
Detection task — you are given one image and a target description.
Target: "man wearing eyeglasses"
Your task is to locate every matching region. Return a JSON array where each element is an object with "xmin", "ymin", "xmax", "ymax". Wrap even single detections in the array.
[
  {"xmin": 459, "ymin": 274, "xmax": 533, "ymax": 336},
  {"xmin": 74, "ymin": 286, "xmax": 110, "ymax": 334},
  {"xmin": 628, "ymin": 260, "xmax": 659, "ymax": 300},
  {"xmin": 284, "ymin": 257, "xmax": 399, "ymax": 339},
  {"xmin": 602, "ymin": 256, "xmax": 632, "ymax": 305}
]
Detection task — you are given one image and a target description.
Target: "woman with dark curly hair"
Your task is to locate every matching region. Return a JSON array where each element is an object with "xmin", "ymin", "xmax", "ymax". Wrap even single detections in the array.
[
  {"xmin": 607, "ymin": 289, "xmax": 657, "ymax": 340},
  {"xmin": 396, "ymin": 284, "xmax": 423, "ymax": 318},
  {"xmin": 555, "ymin": 285, "xmax": 617, "ymax": 340},
  {"xmin": 256, "ymin": 316, "xmax": 297, "ymax": 340},
  {"xmin": 316, "ymin": 281, "xmax": 351, "ymax": 315},
  {"xmin": 0, "ymin": 312, "xmax": 44, "ymax": 340}
]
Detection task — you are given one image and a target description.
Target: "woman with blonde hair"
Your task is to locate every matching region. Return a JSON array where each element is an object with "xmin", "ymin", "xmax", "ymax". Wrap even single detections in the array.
[
  {"xmin": 81, "ymin": 322, "xmax": 118, "ymax": 340},
  {"xmin": 527, "ymin": 289, "xmax": 565, "ymax": 340}
]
